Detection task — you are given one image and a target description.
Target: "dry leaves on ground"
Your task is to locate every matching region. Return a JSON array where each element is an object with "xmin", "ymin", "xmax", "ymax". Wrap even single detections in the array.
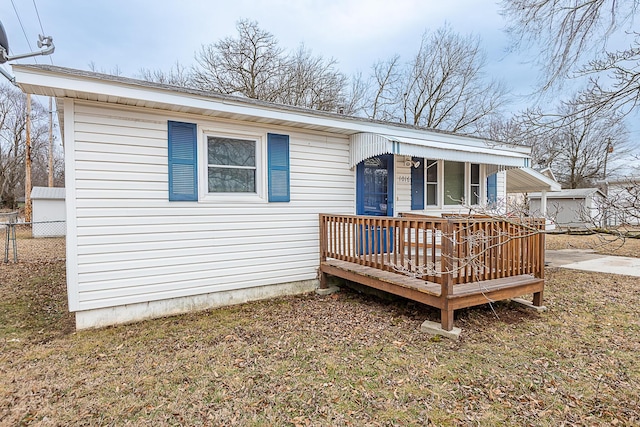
[{"xmin": 1, "ymin": 236, "xmax": 638, "ymax": 426}]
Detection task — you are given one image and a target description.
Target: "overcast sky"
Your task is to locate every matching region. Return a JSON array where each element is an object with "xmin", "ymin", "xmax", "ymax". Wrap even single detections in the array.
[
  {"xmin": 1, "ymin": 0, "xmax": 638, "ymax": 163},
  {"xmin": 0, "ymin": 1, "xmax": 539, "ymax": 98}
]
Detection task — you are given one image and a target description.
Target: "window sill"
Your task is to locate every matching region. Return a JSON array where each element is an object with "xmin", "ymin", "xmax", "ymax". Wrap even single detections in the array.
[{"xmin": 198, "ymin": 193, "xmax": 267, "ymax": 204}]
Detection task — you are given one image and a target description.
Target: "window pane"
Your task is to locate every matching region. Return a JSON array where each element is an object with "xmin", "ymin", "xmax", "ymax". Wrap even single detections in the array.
[
  {"xmin": 208, "ymin": 167, "xmax": 256, "ymax": 192},
  {"xmin": 471, "ymin": 163, "xmax": 480, "ymax": 184},
  {"xmin": 426, "ymin": 183, "xmax": 437, "ymax": 205},
  {"xmin": 208, "ymin": 137, "xmax": 255, "ymax": 167},
  {"xmin": 426, "ymin": 159, "xmax": 438, "ymax": 182},
  {"xmin": 444, "ymin": 161, "xmax": 464, "ymax": 205},
  {"xmin": 470, "ymin": 185, "xmax": 480, "ymax": 205}
]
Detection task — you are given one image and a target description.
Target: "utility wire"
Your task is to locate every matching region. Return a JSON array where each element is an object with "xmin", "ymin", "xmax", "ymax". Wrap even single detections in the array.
[
  {"xmin": 10, "ymin": 0, "xmax": 37, "ymax": 63},
  {"xmin": 32, "ymin": 0, "xmax": 53, "ymax": 65},
  {"xmin": 32, "ymin": 0, "xmax": 45, "ymax": 34}
]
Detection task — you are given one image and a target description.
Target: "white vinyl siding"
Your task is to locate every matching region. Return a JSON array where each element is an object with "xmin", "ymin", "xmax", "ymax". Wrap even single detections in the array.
[
  {"xmin": 497, "ymin": 170, "xmax": 507, "ymax": 211},
  {"xmin": 69, "ymin": 101, "xmax": 353, "ymax": 311},
  {"xmin": 395, "ymin": 156, "xmax": 412, "ymax": 213}
]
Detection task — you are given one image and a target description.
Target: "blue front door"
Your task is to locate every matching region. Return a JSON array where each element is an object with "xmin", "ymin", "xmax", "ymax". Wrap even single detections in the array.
[
  {"xmin": 356, "ymin": 155, "xmax": 394, "ymax": 254},
  {"xmin": 357, "ymin": 155, "xmax": 394, "ymax": 216}
]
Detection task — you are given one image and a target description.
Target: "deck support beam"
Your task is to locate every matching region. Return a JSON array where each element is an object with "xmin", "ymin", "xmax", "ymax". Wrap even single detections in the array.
[
  {"xmin": 533, "ymin": 290, "xmax": 543, "ymax": 307},
  {"xmin": 441, "ymin": 306, "xmax": 454, "ymax": 331}
]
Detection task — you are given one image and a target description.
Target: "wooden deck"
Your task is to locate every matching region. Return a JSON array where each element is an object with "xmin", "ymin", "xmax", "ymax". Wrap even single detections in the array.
[{"xmin": 319, "ymin": 214, "xmax": 546, "ymax": 331}]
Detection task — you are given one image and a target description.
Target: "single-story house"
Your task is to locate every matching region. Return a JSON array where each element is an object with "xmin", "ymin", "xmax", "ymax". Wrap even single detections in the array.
[
  {"xmin": 14, "ymin": 65, "xmax": 552, "ymax": 330},
  {"xmin": 31, "ymin": 186, "xmax": 66, "ymax": 237},
  {"xmin": 529, "ymin": 188, "xmax": 606, "ymax": 229}
]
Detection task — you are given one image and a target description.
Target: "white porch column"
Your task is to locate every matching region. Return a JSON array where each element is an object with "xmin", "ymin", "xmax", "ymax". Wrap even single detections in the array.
[{"xmin": 540, "ymin": 189, "xmax": 547, "ymax": 217}]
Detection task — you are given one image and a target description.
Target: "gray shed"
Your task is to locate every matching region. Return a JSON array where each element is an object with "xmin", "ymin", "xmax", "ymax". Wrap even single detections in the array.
[
  {"xmin": 31, "ymin": 186, "xmax": 66, "ymax": 237},
  {"xmin": 529, "ymin": 188, "xmax": 605, "ymax": 229}
]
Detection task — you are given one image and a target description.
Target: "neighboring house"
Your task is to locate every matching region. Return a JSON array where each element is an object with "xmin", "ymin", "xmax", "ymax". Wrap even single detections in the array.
[
  {"xmin": 506, "ymin": 167, "xmax": 561, "ymax": 229},
  {"xmin": 600, "ymin": 177, "xmax": 640, "ymax": 227},
  {"xmin": 529, "ymin": 188, "xmax": 606, "ymax": 229},
  {"xmin": 31, "ymin": 186, "xmax": 66, "ymax": 237},
  {"xmin": 14, "ymin": 65, "xmax": 549, "ymax": 330}
]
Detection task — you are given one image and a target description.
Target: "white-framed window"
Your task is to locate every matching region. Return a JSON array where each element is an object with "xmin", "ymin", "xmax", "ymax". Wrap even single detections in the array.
[
  {"xmin": 168, "ymin": 121, "xmax": 290, "ymax": 203},
  {"xmin": 425, "ymin": 159, "xmax": 438, "ymax": 206},
  {"xmin": 207, "ymin": 136, "xmax": 257, "ymax": 193},
  {"xmin": 443, "ymin": 161, "xmax": 465, "ymax": 205},
  {"xmin": 410, "ymin": 158, "xmax": 483, "ymax": 208},
  {"xmin": 470, "ymin": 163, "xmax": 480, "ymax": 205},
  {"xmin": 200, "ymin": 131, "xmax": 265, "ymax": 202}
]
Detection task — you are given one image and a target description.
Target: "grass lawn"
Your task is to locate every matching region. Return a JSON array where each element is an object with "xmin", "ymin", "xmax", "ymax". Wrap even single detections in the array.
[{"xmin": 1, "ymin": 234, "xmax": 638, "ymax": 426}]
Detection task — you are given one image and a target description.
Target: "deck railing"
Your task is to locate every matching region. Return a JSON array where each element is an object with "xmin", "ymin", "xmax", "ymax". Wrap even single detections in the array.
[{"xmin": 319, "ymin": 213, "xmax": 545, "ymax": 292}]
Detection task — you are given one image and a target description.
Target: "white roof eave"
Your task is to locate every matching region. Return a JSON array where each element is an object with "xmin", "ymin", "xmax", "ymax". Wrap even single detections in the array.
[{"xmin": 12, "ymin": 65, "xmax": 533, "ymax": 157}]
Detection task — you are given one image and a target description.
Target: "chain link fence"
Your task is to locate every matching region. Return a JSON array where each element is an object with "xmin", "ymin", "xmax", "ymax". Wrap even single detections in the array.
[{"xmin": 2, "ymin": 214, "xmax": 66, "ymax": 263}]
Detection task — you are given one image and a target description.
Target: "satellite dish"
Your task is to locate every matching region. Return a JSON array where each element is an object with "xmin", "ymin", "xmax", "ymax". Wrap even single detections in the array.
[{"xmin": 0, "ymin": 21, "xmax": 9, "ymax": 63}]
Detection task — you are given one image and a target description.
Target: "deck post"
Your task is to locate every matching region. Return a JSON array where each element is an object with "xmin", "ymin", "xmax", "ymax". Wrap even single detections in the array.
[
  {"xmin": 440, "ymin": 220, "xmax": 455, "ymax": 331},
  {"xmin": 533, "ymin": 218, "xmax": 545, "ymax": 306},
  {"xmin": 319, "ymin": 214, "xmax": 328, "ymax": 289},
  {"xmin": 441, "ymin": 306, "xmax": 454, "ymax": 331}
]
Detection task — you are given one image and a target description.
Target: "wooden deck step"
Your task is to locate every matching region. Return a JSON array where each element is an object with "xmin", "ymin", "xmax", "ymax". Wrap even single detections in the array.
[
  {"xmin": 322, "ymin": 259, "xmax": 441, "ymax": 295},
  {"xmin": 321, "ymin": 259, "xmax": 444, "ymax": 309}
]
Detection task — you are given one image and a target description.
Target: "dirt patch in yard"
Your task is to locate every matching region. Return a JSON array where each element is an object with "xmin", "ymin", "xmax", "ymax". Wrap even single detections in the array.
[{"xmin": 1, "ymin": 236, "xmax": 639, "ymax": 426}]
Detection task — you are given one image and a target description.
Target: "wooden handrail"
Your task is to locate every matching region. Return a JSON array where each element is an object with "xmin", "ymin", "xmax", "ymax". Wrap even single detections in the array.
[{"xmin": 319, "ymin": 214, "xmax": 546, "ymax": 286}]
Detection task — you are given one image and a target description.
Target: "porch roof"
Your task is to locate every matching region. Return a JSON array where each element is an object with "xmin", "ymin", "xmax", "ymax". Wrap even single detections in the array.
[
  {"xmin": 506, "ymin": 168, "xmax": 562, "ymax": 193},
  {"xmin": 349, "ymin": 133, "xmax": 530, "ymax": 170}
]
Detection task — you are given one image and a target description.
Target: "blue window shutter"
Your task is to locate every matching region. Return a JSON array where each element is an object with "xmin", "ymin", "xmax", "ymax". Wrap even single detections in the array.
[
  {"xmin": 411, "ymin": 157, "xmax": 424, "ymax": 210},
  {"xmin": 487, "ymin": 173, "xmax": 497, "ymax": 204},
  {"xmin": 168, "ymin": 121, "xmax": 198, "ymax": 201},
  {"xmin": 268, "ymin": 133, "xmax": 290, "ymax": 202}
]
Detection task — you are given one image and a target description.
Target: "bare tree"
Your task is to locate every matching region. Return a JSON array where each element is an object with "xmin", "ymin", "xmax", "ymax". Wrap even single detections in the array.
[
  {"xmin": 0, "ymin": 84, "xmax": 57, "ymax": 209},
  {"xmin": 501, "ymin": 0, "xmax": 640, "ymax": 115},
  {"xmin": 138, "ymin": 61, "xmax": 193, "ymax": 87},
  {"xmin": 185, "ymin": 19, "xmax": 355, "ymax": 113},
  {"xmin": 275, "ymin": 44, "xmax": 349, "ymax": 112},
  {"xmin": 364, "ymin": 25, "xmax": 508, "ymax": 135},
  {"xmin": 88, "ymin": 61, "xmax": 123, "ymax": 77},
  {"xmin": 523, "ymin": 97, "xmax": 628, "ymax": 188},
  {"xmin": 341, "ymin": 72, "xmax": 369, "ymax": 116},
  {"xmin": 191, "ymin": 19, "xmax": 287, "ymax": 101},
  {"xmin": 368, "ymin": 55, "xmax": 402, "ymax": 121}
]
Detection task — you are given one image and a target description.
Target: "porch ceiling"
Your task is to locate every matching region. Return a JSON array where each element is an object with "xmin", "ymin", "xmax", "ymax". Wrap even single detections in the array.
[
  {"xmin": 349, "ymin": 133, "xmax": 531, "ymax": 169},
  {"xmin": 506, "ymin": 168, "xmax": 562, "ymax": 193}
]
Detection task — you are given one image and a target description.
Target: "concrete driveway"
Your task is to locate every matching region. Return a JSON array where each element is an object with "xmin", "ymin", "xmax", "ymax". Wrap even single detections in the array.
[{"xmin": 545, "ymin": 249, "xmax": 640, "ymax": 277}]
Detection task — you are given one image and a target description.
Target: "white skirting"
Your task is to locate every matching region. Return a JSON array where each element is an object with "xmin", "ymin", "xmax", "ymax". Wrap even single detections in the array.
[{"xmin": 75, "ymin": 279, "xmax": 319, "ymax": 330}]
